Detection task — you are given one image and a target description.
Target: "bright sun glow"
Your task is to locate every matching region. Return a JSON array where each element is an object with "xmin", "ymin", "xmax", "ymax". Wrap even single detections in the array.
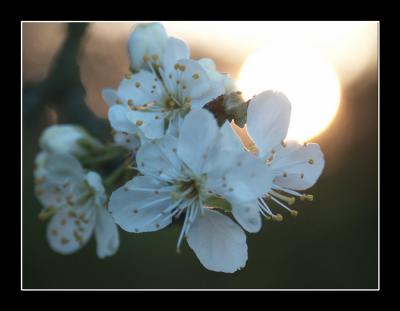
[{"xmin": 238, "ymin": 41, "xmax": 341, "ymax": 142}]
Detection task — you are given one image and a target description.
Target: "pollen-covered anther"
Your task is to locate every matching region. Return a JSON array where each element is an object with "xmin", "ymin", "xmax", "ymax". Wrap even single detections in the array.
[
  {"xmin": 136, "ymin": 120, "xmax": 143, "ymax": 127},
  {"xmin": 68, "ymin": 210, "xmax": 77, "ymax": 218},
  {"xmin": 308, "ymin": 159, "xmax": 314, "ymax": 165},
  {"xmin": 66, "ymin": 194, "xmax": 74, "ymax": 206},
  {"xmin": 38, "ymin": 206, "xmax": 55, "ymax": 220},
  {"xmin": 192, "ymin": 73, "xmax": 200, "ymax": 80},
  {"xmin": 125, "ymin": 73, "xmax": 132, "ymax": 80},
  {"xmin": 290, "ymin": 210, "xmax": 299, "ymax": 217},
  {"xmin": 273, "ymin": 214, "xmax": 283, "ymax": 222},
  {"xmin": 143, "ymin": 55, "xmax": 150, "ymax": 63},
  {"xmin": 174, "ymin": 63, "xmax": 180, "ymax": 70},
  {"xmin": 270, "ymin": 190, "xmax": 295, "ymax": 205},
  {"xmin": 152, "ymin": 54, "xmax": 159, "ymax": 61},
  {"xmin": 60, "ymin": 237, "xmax": 70, "ymax": 245},
  {"xmin": 116, "ymin": 99, "xmax": 124, "ymax": 105},
  {"xmin": 300, "ymin": 194, "xmax": 314, "ymax": 201},
  {"xmin": 128, "ymin": 99, "xmax": 134, "ymax": 106}
]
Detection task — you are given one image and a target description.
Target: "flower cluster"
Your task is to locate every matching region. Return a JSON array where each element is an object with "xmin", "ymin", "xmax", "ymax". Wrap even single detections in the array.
[{"xmin": 32, "ymin": 23, "xmax": 324, "ymax": 273}]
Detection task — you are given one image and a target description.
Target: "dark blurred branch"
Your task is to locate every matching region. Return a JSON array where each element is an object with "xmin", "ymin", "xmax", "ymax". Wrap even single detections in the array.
[{"xmin": 23, "ymin": 23, "xmax": 111, "ymax": 140}]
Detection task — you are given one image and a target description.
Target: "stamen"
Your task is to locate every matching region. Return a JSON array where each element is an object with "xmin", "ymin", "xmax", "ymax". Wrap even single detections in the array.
[
  {"xmin": 300, "ymin": 194, "xmax": 314, "ymax": 201},
  {"xmin": 270, "ymin": 190, "xmax": 295, "ymax": 205}
]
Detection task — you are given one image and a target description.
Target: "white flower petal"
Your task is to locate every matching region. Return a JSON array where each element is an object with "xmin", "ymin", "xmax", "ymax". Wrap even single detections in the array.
[
  {"xmin": 202, "ymin": 121, "xmax": 244, "ymax": 174},
  {"xmin": 109, "ymin": 176, "xmax": 175, "ymax": 233},
  {"xmin": 95, "ymin": 207, "xmax": 119, "ymax": 258},
  {"xmin": 165, "ymin": 115, "xmax": 184, "ymax": 137},
  {"xmin": 128, "ymin": 22, "xmax": 168, "ymax": 72},
  {"xmin": 47, "ymin": 207, "xmax": 95, "ymax": 255},
  {"xmin": 198, "ymin": 58, "xmax": 237, "ymax": 94},
  {"xmin": 177, "ymin": 109, "xmax": 218, "ymax": 174},
  {"xmin": 43, "ymin": 153, "xmax": 84, "ymax": 185},
  {"xmin": 207, "ymin": 151, "xmax": 273, "ymax": 203},
  {"xmin": 247, "ymin": 91, "xmax": 292, "ymax": 158},
  {"xmin": 231, "ymin": 201, "xmax": 262, "ymax": 233},
  {"xmin": 101, "ymin": 88, "xmax": 118, "ymax": 106},
  {"xmin": 272, "ymin": 141, "xmax": 325, "ymax": 190},
  {"xmin": 113, "ymin": 131, "xmax": 141, "ymax": 151},
  {"xmin": 108, "ymin": 105, "xmax": 138, "ymax": 134},
  {"xmin": 161, "ymin": 37, "xmax": 190, "ymax": 73},
  {"xmin": 136, "ymin": 135, "xmax": 182, "ymax": 180},
  {"xmin": 186, "ymin": 208, "xmax": 248, "ymax": 273},
  {"xmin": 176, "ymin": 59, "xmax": 212, "ymax": 99},
  {"xmin": 126, "ymin": 110, "xmax": 166, "ymax": 139},
  {"xmin": 123, "ymin": 70, "xmax": 163, "ymax": 106}
]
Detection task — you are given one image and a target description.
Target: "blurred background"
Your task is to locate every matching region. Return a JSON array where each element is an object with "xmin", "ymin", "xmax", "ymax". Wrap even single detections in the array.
[{"xmin": 22, "ymin": 21, "xmax": 378, "ymax": 289}]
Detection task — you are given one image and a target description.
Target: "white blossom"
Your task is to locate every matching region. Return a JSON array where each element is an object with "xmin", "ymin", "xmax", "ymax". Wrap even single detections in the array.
[
  {"xmin": 34, "ymin": 152, "xmax": 119, "ymax": 258},
  {"xmin": 109, "ymin": 109, "xmax": 272, "ymax": 273},
  {"xmin": 243, "ymin": 91, "xmax": 325, "ymax": 223}
]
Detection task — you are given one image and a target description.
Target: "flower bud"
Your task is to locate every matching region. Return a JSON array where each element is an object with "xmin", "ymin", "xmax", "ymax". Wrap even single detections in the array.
[
  {"xmin": 39, "ymin": 125, "xmax": 103, "ymax": 157},
  {"xmin": 128, "ymin": 22, "xmax": 168, "ymax": 72}
]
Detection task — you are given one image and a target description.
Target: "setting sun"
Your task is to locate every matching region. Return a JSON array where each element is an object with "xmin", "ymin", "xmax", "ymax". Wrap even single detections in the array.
[{"xmin": 238, "ymin": 40, "xmax": 341, "ymax": 142}]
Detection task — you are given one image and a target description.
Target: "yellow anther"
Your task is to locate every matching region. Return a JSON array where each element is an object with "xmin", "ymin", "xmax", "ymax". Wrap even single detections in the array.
[
  {"xmin": 152, "ymin": 54, "xmax": 159, "ymax": 61},
  {"xmin": 171, "ymin": 192, "xmax": 179, "ymax": 201},
  {"xmin": 125, "ymin": 73, "xmax": 132, "ymax": 79},
  {"xmin": 266, "ymin": 154, "xmax": 274, "ymax": 163},
  {"xmin": 166, "ymin": 100, "xmax": 176, "ymax": 109},
  {"xmin": 73, "ymin": 231, "xmax": 84, "ymax": 245},
  {"xmin": 68, "ymin": 210, "xmax": 77, "ymax": 218},
  {"xmin": 308, "ymin": 159, "xmax": 314, "ymax": 165},
  {"xmin": 135, "ymin": 120, "xmax": 143, "ymax": 126},
  {"xmin": 174, "ymin": 63, "xmax": 180, "ymax": 70},
  {"xmin": 128, "ymin": 99, "xmax": 134, "ymax": 106},
  {"xmin": 265, "ymin": 216, "xmax": 272, "ymax": 220},
  {"xmin": 300, "ymin": 194, "xmax": 314, "ymax": 201},
  {"xmin": 185, "ymin": 96, "xmax": 191, "ymax": 103},
  {"xmin": 135, "ymin": 82, "xmax": 141, "ymax": 88},
  {"xmin": 290, "ymin": 210, "xmax": 299, "ymax": 217},
  {"xmin": 116, "ymin": 99, "xmax": 124, "ymax": 105},
  {"xmin": 143, "ymin": 55, "xmax": 150, "ymax": 62},
  {"xmin": 192, "ymin": 73, "xmax": 199, "ymax": 80},
  {"xmin": 60, "ymin": 237, "xmax": 70, "ymax": 245},
  {"xmin": 304, "ymin": 142, "xmax": 308, "ymax": 147},
  {"xmin": 38, "ymin": 206, "xmax": 56, "ymax": 220},
  {"xmin": 273, "ymin": 214, "xmax": 283, "ymax": 222},
  {"xmin": 270, "ymin": 190, "xmax": 295, "ymax": 205},
  {"xmin": 179, "ymin": 64, "xmax": 186, "ymax": 71}
]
